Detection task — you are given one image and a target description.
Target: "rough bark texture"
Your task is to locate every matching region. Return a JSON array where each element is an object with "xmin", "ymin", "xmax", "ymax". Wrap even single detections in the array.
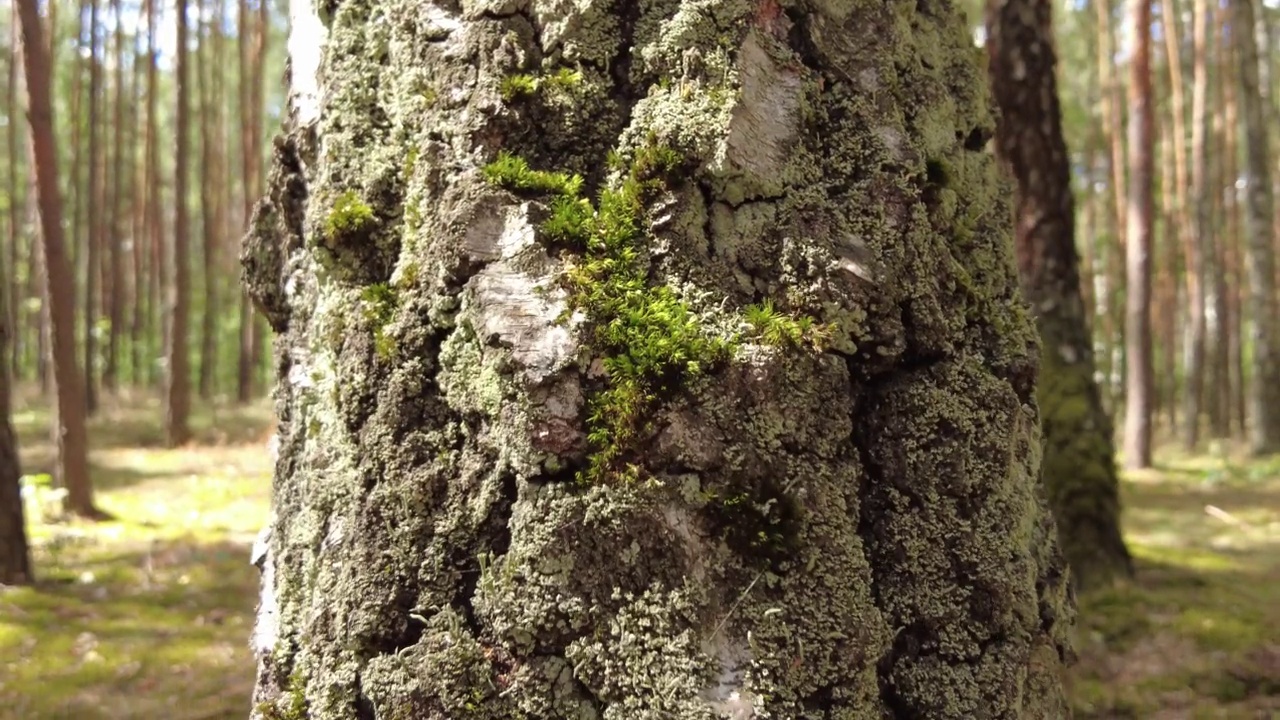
[
  {"xmin": 986, "ymin": 0, "xmax": 1133, "ymax": 591},
  {"xmin": 1233, "ymin": 0, "xmax": 1280, "ymax": 454},
  {"xmin": 1122, "ymin": 0, "xmax": 1154, "ymax": 469},
  {"xmin": 244, "ymin": 1, "xmax": 1074, "ymax": 718}
]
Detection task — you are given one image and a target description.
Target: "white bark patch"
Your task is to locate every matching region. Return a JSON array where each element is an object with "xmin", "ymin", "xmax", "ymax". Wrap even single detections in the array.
[
  {"xmin": 462, "ymin": 200, "xmax": 540, "ymax": 262},
  {"xmin": 700, "ymin": 637, "xmax": 757, "ymax": 719},
  {"xmin": 721, "ymin": 33, "xmax": 802, "ymax": 188},
  {"xmin": 250, "ymin": 531, "xmax": 279, "ymax": 656},
  {"xmin": 472, "ymin": 266, "xmax": 580, "ymax": 385},
  {"xmin": 288, "ymin": 0, "xmax": 328, "ymax": 126}
]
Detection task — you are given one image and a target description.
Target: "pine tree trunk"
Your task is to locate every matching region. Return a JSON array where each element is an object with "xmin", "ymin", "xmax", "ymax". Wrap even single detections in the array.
[
  {"xmin": 244, "ymin": 3, "xmax": 1074, "ymax": 717},
  {"xmin": 987, "ymin": 0, "xmax": 1133, "ymax": 590},
  {"xmin": 16, "ymin": 0, "xmax": 100, "ymax": 519},
  {"xmin": 165, "ymin": 0, "xmax": 192, "ymax": 446},
  {"xmin": 1233, "ymin": 0, "xmax": 1280, "ymax": 453},
  {"xmin": 197, "ymin": 0, "xmax": 218, "ymax": 400},
  {"xmin": 84, "ymin": 0, "xmax": 100, "ymax": 414},
  {"xmin": 105, "ymin": 0, "xmax": 126, "ymax": 393},
  {"xmin": 1123, "ymin": 0, "xmax": 1155, "ymax": 469},
  {"xmin": 0, "ymin": 157, "xmax": 30, "ymax": 586},
  {"xmin": 1184, "ymin": 0, "xmax": 1212, "ymax": 449}
]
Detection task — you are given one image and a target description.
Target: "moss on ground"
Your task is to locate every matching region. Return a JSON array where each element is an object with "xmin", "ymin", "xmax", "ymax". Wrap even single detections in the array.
[
  {"xmin": 0, "ymin": 391, "xmax": 275, "ymax": 720},
  {"xmin": 1066, "ymin": 443, "xmax": 1280, "ymax": 719}
]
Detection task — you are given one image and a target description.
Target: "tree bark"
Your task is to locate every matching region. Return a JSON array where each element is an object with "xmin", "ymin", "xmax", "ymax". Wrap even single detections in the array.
[
  {"xmin": 0, "ymin": 189, "xmax": 31, "ymax": 586},
  {"xmin": 1123, "ymin": 0, "xmax": 1155, "ymax": 468},
  {"xmin": 104, "ymin": 0, "xmax": 126, "ymax": 393},
  {"xmin": 197, "ymin": 0, "xmax": 218, "ymax": 400},
  {"xmin": 83, "ymin": 0, "xmax": 100, "ymax": 414},
  {"xmin": 1234, "ymin": 0, "xmax": 1280, "ymax": 453},
  {"xmin": 6, "ymin": 20, "xmax": 23, "ymax": 385},
  {"xmin": 1183, "ymin": 0, "xmax": 1212, "ymax": 449},
  {"xmin": 165, "ymin": 0, "xmax": 192, "ymax": 446},
  {"xmin": 244, "ymin": 2, "xmax": 1074, "ymax": 717},
  {"xmin": 986, "ymin": 0, "xmax": 1133, "ymax": 590},
  {"xmin": 16, "ymin": 0, "xmax": 101, "ymax": 519}
]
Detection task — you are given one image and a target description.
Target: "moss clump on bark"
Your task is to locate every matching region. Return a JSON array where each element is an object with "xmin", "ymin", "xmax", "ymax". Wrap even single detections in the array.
[
  {"xmin": 484, "ymin": 142, "xmax": 738, "ymax": 485},
  {"xmin": 325, "ymin": 190, "xmax": 376, "ymax": 240}
]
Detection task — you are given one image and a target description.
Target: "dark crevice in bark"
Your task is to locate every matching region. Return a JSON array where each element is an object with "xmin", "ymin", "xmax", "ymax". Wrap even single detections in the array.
[
  {"xmin": 609, "ymin": 0, "xmax": 642, "ymax": 120},
  {"xmin": 697, "ymin": 181, "xmax": 717, "ymax": 259}
]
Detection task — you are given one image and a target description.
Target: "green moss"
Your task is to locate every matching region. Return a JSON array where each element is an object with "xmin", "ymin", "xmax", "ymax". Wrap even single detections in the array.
[
  {"xmin": 485, "ymin": 143, "xmax": 734, "ymax": 484},
  {"xmin": 360, "ymin": 283, "xmax": 399, "ymax": 359},
  {"xmin": 324, "ymin": 190, "xmax": 376, "ymax": 241},
  {"xmin": 481, "ymin": 151, "xmax": 584, "ymax": 197},
  {"xmin": 500, "ymin": 68, "xmax": 585, "ymax": 100},
  {"xmin": 743, "ymin": 299, "xmax": 832, "ymax": 349}
]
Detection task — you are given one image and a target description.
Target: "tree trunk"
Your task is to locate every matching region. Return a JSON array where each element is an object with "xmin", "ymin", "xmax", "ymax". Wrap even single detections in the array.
[
  {"xmin": 987, "ymin": 0, "xmax": 1133, "ymax": 590},
  {"xmin": 6, "ymin": 20, "xmax": 23, "ymax": 385},
  {"xmin": 244, "ymin": 3, "xmax": 1075, "ymax": 717},
  {"xmin": 0, "ymin": 182, "xmax": 31, "ymax": 586},
  {"xmin": 1159, "ymin": 0, "xmax": 1188, "ymax": 433},
  {"xmin": 1234, "ymin": 0, "xmax": 1280, "ymax": 453},
  {"xmin": 144, "ymin": 0, "xmax": 163, "ymax": 389},
  {"xmin": 1123, "ymin": 0, "xmax": 1155, "ymax": 469},
  {"xmin": 197, "ymin": 0, "xmax": 217, "ymax": 400},
  {"xmin": 84, "ymin": 0, "xmax": 100, "ymax": 414},
  {"xmin": 16, "ymin": 0, "xmax": 101, "ymax": 520},
  {"xmin": 104, "ymin": 0, "xmax": 125, "ymax": 393},
  {"xmin": 1183, "ymin": 0, "xmax": 1212, "ymax": 449},
  {"xmin": 165, "ymin": 0, "xmax": 192, "ymax": 446}
]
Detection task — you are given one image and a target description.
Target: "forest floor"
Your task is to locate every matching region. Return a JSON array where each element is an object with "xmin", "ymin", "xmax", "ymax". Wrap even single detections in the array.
[{"xmin": 1, "ymin": 394, "xmax": 1278, "ymax": 719}]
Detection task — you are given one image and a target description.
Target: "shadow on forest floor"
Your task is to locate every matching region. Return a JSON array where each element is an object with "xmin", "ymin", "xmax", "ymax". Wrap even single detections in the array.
[
  {"xmin": 2, "ymin": 392, "xmax": 1279, "ymax": 717},
  {"xmin": 0, "ymin": 388, "xmax": 274, "ymax": 720},
  {"xmin": 1068, "ymin": 442, "xmax": 1280, "ymax": 718}
]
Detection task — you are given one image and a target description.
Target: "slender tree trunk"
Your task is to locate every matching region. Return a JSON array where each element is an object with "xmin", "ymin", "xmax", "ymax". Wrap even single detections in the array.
[
  {"xmin": 1184, "ymin": 0, "xmax": 1212, "ymax": 449},
  {"xmin": 1234, "ymin": 0, "xmax": 1280, "ymax": 453},
  {"xmin": 165, "ymin": 0, "xmax": 192, "ymax": 446},
  {"xmin": 1157, "ymin": 95, "xmax": 1179, "ymax": 431},
  {"xmin": 83, "ymin": 0, "xmax": 100, "ymax": 414},
  {"xmin": 1159, "ymin": 0, "xmax": 1188, "ymax": 433},
  {"xmin": 195, "ymin": 1, "xmax": 218, "ymax": 397},
  {"xmin": 1221, "ymin": 42, "xmax": 1245, "ymax": 441},
  {"xmin": 987, "ymin": 0, "xmax": 1133, "ymax": 590},
  {"xmin": 145, "ymin": 0, "xmax": 164, "ymax": 390},
  {"xmin": 1207, "ymin": 17, "xmax": 1231, "ymax": 441},
  {"xmin": 245, "ymin": 2, "xmax": 1075, "ymax": 716},
  {"xmin": 129, "ymin": 16, "xmax": 146, "ymax": 386},
  {"xmin": 7, "ymin": 20, "xmax": 23, "ymax": 385},
  {"xmin": 0, "ymin": 235, "xmax": 30, "ymax": 586},
  {"xmin": 104, "ymin": 0, "xmax": 125, "ymax": 392},
  {"xmin": 1123, "ymin": 0, "xmax": 1155, "ymax": 469},
  {"xmin": 16, "ymin": 0, "xmax": 101, "ymax": 519}
]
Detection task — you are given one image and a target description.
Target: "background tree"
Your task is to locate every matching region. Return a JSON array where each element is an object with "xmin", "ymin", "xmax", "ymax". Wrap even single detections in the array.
[
  {"xmin": 164, "ymin": 0, "xmax": 191, "ymax": 447},
  {"xmin": 1122, "ymin": 0, "xmax": 1155, "ymax": 468},
  {"xmin": 986, "ymin": 0, "xmax": 1134, "ymax": 590},
  {"xmin": 1233, "ymin": 0, "xmax": 1280, "ymax": 454},
  {"xmin": 0, "ymin": 198, "xmax": 30, "ymax": 586},
  {"xmin": 16, "ymin": 0, "xmax": 98, "ymax": 518},
  {"xmin": 245, "ymin": 2, "xmax": 1073, "ymax": 717}
]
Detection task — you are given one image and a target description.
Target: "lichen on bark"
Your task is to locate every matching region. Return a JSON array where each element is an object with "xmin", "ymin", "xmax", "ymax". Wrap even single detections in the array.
[{"xmin": 243, "ymin": 0, "xmax": 1074, "ymax": 718}]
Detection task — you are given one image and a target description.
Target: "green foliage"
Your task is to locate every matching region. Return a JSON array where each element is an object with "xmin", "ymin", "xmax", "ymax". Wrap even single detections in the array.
[
  {"xmin": 499, "ymin": 68, "xmax": 584, "ymax": 100},
  {"xmin": 743, "ymin": 299, "xmax": 832, "ymax": 349},
  {"xmin": 324, "ymin": 190, "xmax": 376, "ymax": 240},
  {"xmin": 484, "ymin": 143, "xmax": 732, "ymax": 484},
  {"xmin": 481, "ymin": 151, "xmax": 583, "ymax": 197}
]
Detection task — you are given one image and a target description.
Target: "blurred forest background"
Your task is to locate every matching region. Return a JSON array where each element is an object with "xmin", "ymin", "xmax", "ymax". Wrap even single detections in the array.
[{"xmin": 0, "ymin": 0, "xmax": 1278, "ymax": 716}]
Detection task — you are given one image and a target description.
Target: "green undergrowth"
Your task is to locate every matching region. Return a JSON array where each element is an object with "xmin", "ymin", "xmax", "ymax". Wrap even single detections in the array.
[
  {"xmin": 485, "ymin": 142, "xmax": 831, "ymax": 484},
  {"xmin": 1, "ymin": 391, "xmax": 275, "ymax": 720},
  {"xmin": 1067, "ymin": 445, "xmax": 1280, "ymax": 718}
]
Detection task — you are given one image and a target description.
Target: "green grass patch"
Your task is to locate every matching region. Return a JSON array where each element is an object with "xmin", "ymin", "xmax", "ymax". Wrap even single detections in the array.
[
  {"xmin": 1067, "ymin": 449, "xmax": 1280, "ymax": 718},
  {"xmin": 1, "ymin": 391, "xmax": 274, "ymax": 720}
]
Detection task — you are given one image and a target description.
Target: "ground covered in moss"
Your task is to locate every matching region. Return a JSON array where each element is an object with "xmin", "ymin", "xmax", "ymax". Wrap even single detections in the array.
[
  {"xmin": 1, "ymin": 393, "xmax": 1276, "ymax": 718},
  {"xmin": 1067, "ymin": 442, "xmax": 1280, "ymax": 718},
  {"xmin": 0, "ymin": 390, "xmax": 274, "ymax": 720}
]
